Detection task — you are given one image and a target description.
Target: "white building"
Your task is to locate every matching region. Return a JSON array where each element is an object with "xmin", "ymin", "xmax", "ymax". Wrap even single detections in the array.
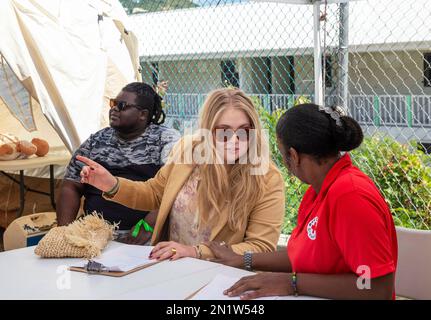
[{"xmin": 129, "ymin": 1, "xmax": 431, "ymax": 141}]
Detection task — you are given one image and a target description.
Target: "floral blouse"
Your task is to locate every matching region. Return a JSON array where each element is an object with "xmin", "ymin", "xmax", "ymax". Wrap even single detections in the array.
[{"xmin": 169, "ymin": 166, "xmax": 211, "ymax": 246}]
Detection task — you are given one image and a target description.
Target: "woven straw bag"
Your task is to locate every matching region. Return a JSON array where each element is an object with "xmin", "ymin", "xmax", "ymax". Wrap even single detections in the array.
[{"xmin": 34, "ymin": 213, "xmax": 117, "ymax": 259}]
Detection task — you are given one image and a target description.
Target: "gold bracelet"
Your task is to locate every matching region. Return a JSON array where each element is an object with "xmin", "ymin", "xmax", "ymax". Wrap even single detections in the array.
[{"xmin": 193, "ymin": 245, "xmax": 202, "ymax": 259}]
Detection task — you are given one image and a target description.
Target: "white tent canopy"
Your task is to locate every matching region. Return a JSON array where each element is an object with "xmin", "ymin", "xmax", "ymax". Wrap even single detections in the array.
[{"xmin": 0, "ymin": 0, "xmax": 141, "ymax": 153}]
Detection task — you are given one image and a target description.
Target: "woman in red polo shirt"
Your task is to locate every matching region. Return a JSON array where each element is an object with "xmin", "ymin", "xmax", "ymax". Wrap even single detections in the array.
[{"xmin": 207, "ymin": 103, "xmax": 398, "ymax": 300}]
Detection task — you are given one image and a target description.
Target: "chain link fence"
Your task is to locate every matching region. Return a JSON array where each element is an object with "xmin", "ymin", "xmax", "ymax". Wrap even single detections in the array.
[{"xmin": 122, "ymin": 0, "xmax": 430, "ymax": 231}]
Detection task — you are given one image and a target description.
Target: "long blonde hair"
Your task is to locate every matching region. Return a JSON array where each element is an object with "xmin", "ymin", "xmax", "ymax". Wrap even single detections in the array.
[{"xmin": 194, "ymin": 88, "xmax": 276, "ymax": 231}]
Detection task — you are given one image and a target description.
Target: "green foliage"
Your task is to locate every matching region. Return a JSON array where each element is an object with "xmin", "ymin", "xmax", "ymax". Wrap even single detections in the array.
[
  {"xmin": 351, "ymin": 136, "xmax": 431, "ymax": 230},
  {"xmin": 294, "ymin": 95, "xmax": 311, "ymax": 106},
  {"xmin": 254, "ymin": 96, "xmax": 431, "ymax": 233}
]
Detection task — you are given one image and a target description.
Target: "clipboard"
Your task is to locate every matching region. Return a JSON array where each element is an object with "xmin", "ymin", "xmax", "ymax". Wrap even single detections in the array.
[
  {"xmin": 185, "ymin": 283, "xmax": 210, "ymax": 300},
  {"xmin": 69, "ymin": 260, "xmax": 160, "ymax": 277},
  {"xmin": 68, "ymin": 244, "xmax": 159, "ymax": 277}
]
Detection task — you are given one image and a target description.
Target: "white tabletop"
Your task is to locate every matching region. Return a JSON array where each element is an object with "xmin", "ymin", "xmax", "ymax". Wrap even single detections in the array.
[
  {"xmin": 0, "ymin": 148, "xmax": 70, "ymax": 171},
  {"xmin": 0, "ymin": 241, "xmax": 320, "ymax": 300}
]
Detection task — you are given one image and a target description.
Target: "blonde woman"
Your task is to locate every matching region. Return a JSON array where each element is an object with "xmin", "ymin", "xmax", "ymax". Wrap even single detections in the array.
[{"xmin": 77, "ymin": 88, "xmax": 285, "ymax": 263}]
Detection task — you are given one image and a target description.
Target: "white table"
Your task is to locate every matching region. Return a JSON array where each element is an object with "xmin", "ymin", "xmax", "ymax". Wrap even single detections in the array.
[
  {"xmin": 0, "ymin": 242, "xmax": 320, "ymax": 300},
  {"xmin": 0, "ymin": 149, "xmax": 70, "ymax": 217}
]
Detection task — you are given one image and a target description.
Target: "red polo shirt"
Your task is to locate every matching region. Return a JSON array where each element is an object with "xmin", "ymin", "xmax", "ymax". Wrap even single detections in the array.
[{"xmin": 288, "ymin": 154, "xmax": 398, "ymax": 292}]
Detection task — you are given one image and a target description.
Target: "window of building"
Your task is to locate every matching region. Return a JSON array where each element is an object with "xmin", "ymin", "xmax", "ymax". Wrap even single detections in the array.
[
  {"xmin": 151, "ymin": 62, "xmax": 159, "ymax": 85},
  {"xmin": 323, "ymin": 55, "xmax": 333, "ymax": 88},
  {"xmin": 221, "ymin": 60, "xmax": 240, "ymax": 88},
  {"xmin": 287, "ymin": 56, "xmax": 295, "ymax": 94},
  {"xmin": 423, "ymin": 53, "xmax": 431, "ymax": 87}
]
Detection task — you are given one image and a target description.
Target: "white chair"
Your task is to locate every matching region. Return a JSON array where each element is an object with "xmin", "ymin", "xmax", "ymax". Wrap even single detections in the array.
[{"xmin": 395, "ymin": 226, "xmax": 431, "ymax": 300}]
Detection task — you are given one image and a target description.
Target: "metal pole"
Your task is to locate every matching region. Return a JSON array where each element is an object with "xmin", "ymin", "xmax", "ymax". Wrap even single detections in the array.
[
  {"xmin": 18, "ymin": 170, "xmax": 25, "ymax": 217},
  {"xmin": 313, "ymin": 1, "xmax": 324, "ymax": 106},
  {"xmin": 50, "ymin": 165, "xmax": 56, "ymax": 210},
  {"xmin": 338, "ymin": 1, "xmax": 349, "ymax": 109}
]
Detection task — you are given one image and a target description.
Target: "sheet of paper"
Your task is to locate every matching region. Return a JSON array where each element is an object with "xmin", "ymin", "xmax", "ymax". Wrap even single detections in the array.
[
  {"xmin": 191, "ymin": 274, "xmax": 323, "ymax": 300},
  {"xmin": 70, "ymin": 244, "xmax": 155, "ymax": 272},
  {"xmin": 191, "ymin": 274, "xmax": 278, "ymax": 300}
]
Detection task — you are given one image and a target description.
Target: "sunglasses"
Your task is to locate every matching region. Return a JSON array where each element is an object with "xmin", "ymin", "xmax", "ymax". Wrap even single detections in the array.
[
  {"xmin": 213, "ymin": 127, "xmax": 253, "ymax": 142},
  {"xmin": 109, "ymin": 98, "xmax": 145, "ymax": 112}
]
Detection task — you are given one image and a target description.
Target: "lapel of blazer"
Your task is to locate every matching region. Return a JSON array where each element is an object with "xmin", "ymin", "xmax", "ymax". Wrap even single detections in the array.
[
  {"xmin": 209, "ymin": 200, "xmax": 229, "ymax": 241},
  {"xmin": 152, "ymin": 163, "xmax": 194, "ymax": 243}
]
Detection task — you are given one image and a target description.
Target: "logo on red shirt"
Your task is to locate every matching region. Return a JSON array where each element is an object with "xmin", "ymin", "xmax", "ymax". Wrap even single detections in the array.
[{"xmin": 307, "ymin": 217, "xmax": 318, "ymax": 240}]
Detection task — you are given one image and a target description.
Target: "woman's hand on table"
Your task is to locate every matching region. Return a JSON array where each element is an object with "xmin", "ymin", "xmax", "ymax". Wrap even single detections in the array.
[
  {"xmin": 149, "ymin": 241, "xmax": 197, "ymax": 261},
  {"xmin": 224, "ymin": 272, "xmax": 292, "ymax": 300},
  {"xmin": 204, "ymin": 241, "xmax": 243, "ymax": 268},
  {"xmin": 76, "ymin": 155, "xmax": 117, "ymax": 192}
]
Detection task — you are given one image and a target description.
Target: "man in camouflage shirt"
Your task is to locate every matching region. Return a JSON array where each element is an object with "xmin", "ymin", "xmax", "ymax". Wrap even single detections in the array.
[{"xmin": 56, "ymin": 82, "xmax": 180, "ymax": 245}]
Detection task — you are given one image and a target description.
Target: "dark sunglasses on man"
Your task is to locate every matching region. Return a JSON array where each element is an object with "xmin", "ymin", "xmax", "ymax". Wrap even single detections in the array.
[{"xmin": 109, "ymin": 98, "xmax": 146, "ymax": 112}]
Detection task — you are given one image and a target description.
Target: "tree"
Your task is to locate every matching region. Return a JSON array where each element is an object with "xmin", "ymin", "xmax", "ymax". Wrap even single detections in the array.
[{"xmin": 119, "ymin": 0, "xmax": 198, "ymax": 14}]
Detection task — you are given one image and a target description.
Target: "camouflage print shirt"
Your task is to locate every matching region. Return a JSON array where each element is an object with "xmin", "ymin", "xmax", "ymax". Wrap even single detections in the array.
[{"xmin": 64, "ymin": 124, "xmax": 181, "ymax": 230}]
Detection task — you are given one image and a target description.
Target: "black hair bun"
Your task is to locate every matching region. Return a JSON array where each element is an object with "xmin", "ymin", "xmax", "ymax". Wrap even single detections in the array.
[{"xmin": 335, "ymin": 116, "xmax": 364, "ymax": 152}]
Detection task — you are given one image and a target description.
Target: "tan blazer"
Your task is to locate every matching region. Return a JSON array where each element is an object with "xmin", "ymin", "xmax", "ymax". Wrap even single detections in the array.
[{"xmin": 105, "ymin": 163, "xmax": 285, "ymax": 259}]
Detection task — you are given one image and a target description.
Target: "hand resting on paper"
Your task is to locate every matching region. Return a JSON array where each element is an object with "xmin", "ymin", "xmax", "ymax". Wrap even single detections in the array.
[{"xmin": 224, "ymin": 272, "xmax": 292, "ymax": 300}]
